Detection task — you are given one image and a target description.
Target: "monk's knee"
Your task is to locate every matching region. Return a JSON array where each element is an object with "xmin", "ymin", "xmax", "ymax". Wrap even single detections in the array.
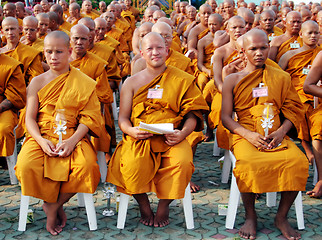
[{"xmin": 0, "ymin": 121, "xmax": 14, "ymax": 138}]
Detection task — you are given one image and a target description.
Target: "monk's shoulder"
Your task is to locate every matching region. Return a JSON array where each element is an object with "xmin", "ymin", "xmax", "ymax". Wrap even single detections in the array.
[
  {"xmin": 167, "ymin": 65, "xmax": 195, "ymax": 83},
  {"xmin": 270, "ymin": 34, "xmax": 288, "ymax": 46},
  {"xmin": 0, "ymin": 54, "xmax": 22, "ymax": 71},
  {"xmin": 225, "ymin": 71, "xmax": 246, "ymax": 89},
  {"xmin": 266, "ymin": 64, "xmax": 290, "ymax": 81}
]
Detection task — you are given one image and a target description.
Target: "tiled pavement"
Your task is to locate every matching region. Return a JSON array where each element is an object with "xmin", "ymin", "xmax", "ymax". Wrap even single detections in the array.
[{"xmin": 0, "ymin": 125, "xmax": 321, "ymax": 240}]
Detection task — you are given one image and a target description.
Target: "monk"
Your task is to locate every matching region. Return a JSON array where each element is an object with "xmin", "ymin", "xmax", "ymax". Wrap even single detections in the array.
[
  {"xmin": 59, "ymin": 0, "xmax": 70, "ymax": 20},
  {"xmin": 170, "ymin": 1, "xmax": 180, "ymax": 24},
  {"xmin": 187, "ymin": 4, "xmax": 212, "ymax": 58},
  {"xmin": 176, "ymin": 6, "xmax": 197, "ymax": 37},
  {"xmin": 259, "ymin": 10, "xmax": 283, "ymax": 42},
  {"xmin": 21, "ymin": 16, "xmax": 44, "ymax": 53},
  {"xmin": 1, "ymin": 17, "xmax": 43, "ymax": 85},
  {"xmin": 279, "ymin": 20, "xmax": 321, "ymax": 165},
  {"xmin": 124, "ymin": 0, "xmax": 140, "ymax": 22},
  {"xmin": 317, "ymin": 11, "xmax": 322, "ymax": 45},
  {"xmin": 48, "ymin": 12, "xmax": 70, "ymax": 35},
  {"xmin": 40, "ymin": 0, "xmax": 50, "ymax": 13},
  {"xmin": 67, "ymin": 3, "xmax": 82, "ymax": 26},
  {"xmin": 248, "ymin": 2, "xmax": 256, "ymax": 12},
  {"xmin": 36, "ymin": 13, "xmax": 50, "ymax": 40},
  {"xmin": 300, "ymin": 8, "xmax": 312, "ymax": 22},
  {"xmin": 15, "ymin": 2, "xmax": 25, "ymax": 21},
  {"xmin": 175, "ymin": 1, "xmax": 188, "ymax": 27},
  {"xmin": 33, "ymin": 4, "xmax": 44, "ymax": 16},
  {"xmin": 15, "ymin": 31, "xmax": 101, "ymax": 236},
  {"xmin": 152, "ymin": 10, "xmax": 166, "ymax": 23},
  {"xmin": 237, "ymin": 7, "xmax": 255, "ymax": 32},
  {"xmin": 275, "ymin": 7, "xmax": 292, "ymax": 31},
  {"xmin": 50, "ymin": 4, "xmax": 72, "ymax": 32},
  {"xmin": 106, "ymin": 32, "xmax": 208, "ymax": 227},
  {"xmin": 222, "ymin": 29, "xmax": 308, "ymax": 240},
  {"xmin": 303, "ymin": 51, "xmax": 322, "ymax": 198},
  {"xmin": 223, "ymin": 0, "xmax": 235, "ymax": 22},
  {"xmin": 99, "ymin": 1, "xmax": 107, "ymax": 14},
  {"xmin": 269, "ymin": 11, "xmax": 302, "ymax": 62},
  {"xmin": 81, "ymin": 0, "xmax": 99, "ymax": 19},
  {"xmin": 0, "ymin": 49, "xmax": 26, "ymax": 158}
]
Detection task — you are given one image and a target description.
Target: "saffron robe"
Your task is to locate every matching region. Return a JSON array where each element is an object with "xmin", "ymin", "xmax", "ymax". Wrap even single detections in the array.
[
  {"xmin": 107, "ymin": 66, "xmax": 208, "ymax": 198},
  {"xmin": 276, "ymin": 36, "xmax": 303, "ymax": 63},
  {"xmin": 197, "ymin": 42, "xmax": 215, "ymax": 91},
  {"xmin": 231, "ymin": 64, "xmax": 308, "ymax": 193},
  {"xmin": 25, "ymin": 38, "xmax": 44, "ymax": 53},
  {"xmin": 15, "ymin": 67, "xmax": 101, "ymax": 203},
  {"xmin": 0, "ymin": 54, "xmax": 26, "ymax": 156},
  {"xmin": 105, "ymin": 27, "xmax": 129, "ymax": 52}
]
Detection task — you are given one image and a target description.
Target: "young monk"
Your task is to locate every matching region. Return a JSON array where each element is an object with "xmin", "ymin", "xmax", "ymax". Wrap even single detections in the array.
[
  {"xmin": 15, "ymin": 31, "xmax": 101, "ymax": 236},
  {"xmin": 107, "ymin": 32, "xmax": 208, "ymax": 227},
  {"xmin": 222, "ymin": 29, "xmax": 308, "ymax": 240},
  {"xmin": 279, "ymin": 20, "xmax": 321, "ymax": 165}
]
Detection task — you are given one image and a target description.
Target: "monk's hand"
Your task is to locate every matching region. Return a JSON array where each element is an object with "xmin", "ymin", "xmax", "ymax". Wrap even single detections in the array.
[
  {"xmin": 205, "ymin": 69, "xmax": 212, "ymax": 77},
  {"xmin": 39, "ymin": 138, "xmax": 58, "ymax": 157},
  {"xmin": 164, "ymin": 130, "xmax": 185, "ymax": 146},
  {"xmin": 130, "ymin": 127, "xmax": 153, "ymax": 140},
  {"xmin": 265, "ymin": 130, "xmax": 284, "ymax": 149},
  {"xmin": 245, "ymin": 132, "xmax": 269, "ymax": 150},
  {"xmin": 55, "ymin": 139, "xmax": 76, "ymax": 157}
]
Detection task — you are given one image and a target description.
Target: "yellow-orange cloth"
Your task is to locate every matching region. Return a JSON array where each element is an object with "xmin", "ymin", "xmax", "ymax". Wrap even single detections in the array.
[
  {"xmin": 166, "ymin": 49, "xmax": 197, "ymax": 77},
  {"xmin": 82, "ymin": 11, "xmax": 99, "ymax": 19},
  {"xmin": 268, "ymin": 27, "xmax": 283, "ymax": 42},
  {"xmin": 172, "ymin": 31, "xmax": 182, "ymax": 48},
  {"xmin": 60, "ymin": 21, "xmax": 72, "ymax": 32},
  {"xmin": 107, "ymin": 66, "xmax": 208, "ymax": 198},
  {"xmin": 98, "ymin": 36, "xmax": 125, "ymax": 65},
  {"xmin": 121, "ymin": 10, "xmax": 136, "ymax": 31},
  {"xmin": 284, "ymin": 46, "xmax": 322, "ymax": 141},
  {"xmin": 198, "ymin": 28, "xmax": 209, "ymax": 40},
  {"xmin": 231, "ymin": 64, "xmax": 308, "ymax": 193},
  {"xmin": 197, "ymin": 42, "xmax": 215, "ymax": 90},
  {"xmin": 128, "ymin": 6, "xmax": 140, "ymax": 21},
  {"xmin": 105, "ymin": 27, "xmax": 130, "ymax": 52},
  {"xmin": 276, "ymin": 36, "xmax": 303, "ymax": 63},
  {"xmin": 0, "ymin": 54, "xmax": 26, "ymax": 156},
  {"xmin": 310, "ymin": 101, "xmax": 322, "ymax": 140},
  {"xmin": 15, "ymin": 67, "xmax": 101, "ymax": 203},
  {"xmin": 25, "ymin": 38, "xmax": 44, "ymax": 53},
  {"xmin": 115, "ymin": 17, "xmax": 132, "ymax": 51},
  {"xmin": 170, "ymin": 40, "xmax": 182, "ymax": 53}
]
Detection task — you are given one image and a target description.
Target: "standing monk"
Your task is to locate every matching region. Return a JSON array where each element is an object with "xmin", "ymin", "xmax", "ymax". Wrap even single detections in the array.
[
  {"xmin": 15, "ymin": 31, "xmax": 101, "ymax": 236},
  {"xmin": 222, "ymin": 29, "xmax": 308, "ymax": 240},
  {"xmin": 107, "ymin": 32, "xmax": 208, "ymax": 227}
]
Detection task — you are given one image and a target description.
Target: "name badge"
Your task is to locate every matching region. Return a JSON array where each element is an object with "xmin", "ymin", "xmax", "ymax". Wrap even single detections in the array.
[
  {"xmin": 253, "ymin": 83, "xmax": 268, "ymax": 98},
  {"xmin": 302, "ymin": 65, "xmax": 311, "ymax": 75},
  {"xmin": 290, "ymin": 41, "xmax": 300, "ymax": 49},
  {"xmin": 147, "ymin": 85, "xmax": 163, "ymax": 99}
]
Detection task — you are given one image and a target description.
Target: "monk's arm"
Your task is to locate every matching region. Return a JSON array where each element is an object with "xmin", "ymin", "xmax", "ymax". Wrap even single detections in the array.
[
  {"xmin": 0, "ymin": 99, "xmax": 14, "ymax": 113},
  {"xmin": 132, "ymin": 28, "xmax": 140, "ymax": 56},
  {"xmin": 118, "ymin": 79, "xmax": 153, "ymax": 140},
  {"xmin": 268, "ymin": 37, "xmax": 279, "ymax": 61},
  {"xmin": 131, "ymin": 58, "xmax": 146, "ymax": 75},
  {"xmin": 177, "ymin": 21, "xmax": 187, "ymax": 36},
  {"xmin": 213, "ymin": 30, "xmax": 229, "ymax": 48},
  {"xmin": 25, "ymin": 78, "xmax": 57, "ymax": 156},
  {"xmin": 212, "ymin": 48, "xmax": 224, "ymax": 93},
  {"xmin": 265, "ymin": 119, "xmax": 293, "ymax": 149},
  {"xmin": 221, "ymin": 75, "xmax": 269, "ymax": 149},
  {"xmin": 303, "ymin": 52, "xmax": 322, "ymax": 98},
  {"xmin": 197, "ymin": 40, "xmax": 211, "ymax": 75},
  {"xmin": 164, "ymin": 112, "xmax": 197, "ymax": 146},
  {"xmin": 187, "ymin": 27, "xmax": 198, "ymax": 55},
  {"xmin": 278, "ymin": 52, "xmax": 290, "ymax": 70}
]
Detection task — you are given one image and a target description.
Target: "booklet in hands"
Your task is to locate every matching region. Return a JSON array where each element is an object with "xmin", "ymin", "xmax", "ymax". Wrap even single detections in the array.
[{"xmin": 139, "ymin": 122, "xmax": 175, "ymax": 135}]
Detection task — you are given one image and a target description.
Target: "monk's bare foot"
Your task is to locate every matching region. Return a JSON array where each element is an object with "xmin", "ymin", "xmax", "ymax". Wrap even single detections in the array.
[
  {"xmin": 42, "ymin": 202, "xmax": 61, "ymax": 235},
  {"xmin": 190, "ymin": 181, "xmax": 200, "ymax": 193},
  {"xmin": 239, "ymin": 217, "xmax": 257, "ymax": 239},
  {"xmin": 139, "ymin": 205, "xmax": 154, "ymax": 226},
  {"xmin": 204, "ymin": 128, "xmax": 214, "ymax": 142},
  {"xmin": 275, "ymin": 216, "xmax": 301, "ymax": 240},
  {"xmin": 57, "ymin": 206, "xmax": 67, "ymax": 228},
  {"xmin": 306, "ymin": 180, "xmax": 322, "ymax": 198},
  {"xmin": 154, "ymin": 199, "xmax": 171, "ymax": 227}
]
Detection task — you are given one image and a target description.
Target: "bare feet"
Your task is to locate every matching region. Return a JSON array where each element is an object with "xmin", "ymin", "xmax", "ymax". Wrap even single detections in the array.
[
  {"xmin": 57, "ymin": 206, "xmax": 67, "ymax": 228},
  {"xmin": 154, "ymin": 199, "xmax": 172, "ymax": 227},
  {"xmin": 204, "ymin": 128, "xmax": 214, "ymax": 142},
  {"xmin": 275, "ymin": 216, "xmax": 301, "ymax": 240},
  {"xmin": 42, "ymin": 202, "xmax": 61, "ymax": 235},
  {"xmin": 133, "ymin": 194, "xmax": 154, "ymax": 226},
  {"xmin": 190, "ymin": 181, "xmax": 200, "ymax": 193},
  {"xmin": 306, "ymin": 180, "xmax": 322, "ymax": 198},
  {"xmin": 239, "ymin": 217, "xmax": 257, "ymax": 239}
]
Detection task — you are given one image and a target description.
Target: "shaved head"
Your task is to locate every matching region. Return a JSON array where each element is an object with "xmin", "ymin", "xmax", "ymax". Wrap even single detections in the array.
[
  {"xmin": 71, "ymin": 23, "xmax": 89, "ymax": 35},
  {"xmin": 2, "ymin": 16, "xmax": 19, "ymax": 28},
  {"xmin": 3, "ymin": 3, "xmax": 16, "ymax": 17},
  {"xmin": 300, "ymin": 20, "xmax": 319, "ymax": 46},
  {"xmin": 243, "ymin": 28, "xmax": 268, "ymax": 49},
  {"xmin": 301, "ymin": 19, "xmax": 319, "ymax": 31},
  {"xmin": 141, "ymin": 31, "xmax": 165, "ymax": 49},
  {"xmin": 45, "ymin": 30, "xmax": 70, "ymax": 47},
  {"xmin": 78, "ymin": 17, "xmax": 95, "ymax": 29},
  {"xmin": 151, "ymin": 21, "xmax": 172, "ymax": 48},
  {"xmin": 157, "ymin": 17, "xmax": 174, "ymax": 27},
  {"xmin": 238, "ymin": 7, "xmax": 255, "ymax": 32},
  {"xmin": 23, "ymin": 16, "xmax": 38, "ymax": 26}
]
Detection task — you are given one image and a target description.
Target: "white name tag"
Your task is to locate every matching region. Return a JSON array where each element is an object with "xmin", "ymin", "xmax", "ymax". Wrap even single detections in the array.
[
  {"xmin": 147, "ymin": 88, "xmax": 163, "ymax": 99},
  {"xmin": 290, "ymin": 42, "xmax": 300, "ymax": 49},
  {"xmin": 302, "ymin": 65, "xmax": 311, "ymax": 75},
  {"xmin": 268, "ymin": 34, "xmax": 275, "ymax": 41},
  {"xmin": 253, "ymin": 86, "xmax": 268, "ymax": 98}
]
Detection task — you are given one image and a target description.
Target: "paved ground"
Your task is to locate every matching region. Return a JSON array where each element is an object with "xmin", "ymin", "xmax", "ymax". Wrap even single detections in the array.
[{"xmin": 0, "ymin": 124, "xmax": 321, "ymax": 240}]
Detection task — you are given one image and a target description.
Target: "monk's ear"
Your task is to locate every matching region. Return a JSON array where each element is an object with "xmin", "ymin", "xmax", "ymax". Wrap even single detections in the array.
[{"xmin": 299, "ymin": 30, "xmax": 303, "ymax": 38}]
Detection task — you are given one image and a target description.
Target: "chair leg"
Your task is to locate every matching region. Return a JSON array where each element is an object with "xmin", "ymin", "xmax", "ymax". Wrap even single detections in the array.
[
  {"xmin": 294, "ymin": 191, "xmax": 305, "ymax": 230},
  {"xmin": 313, "ymin": 160, "xmax": 318, "ymax": 186},
  {"xmin": 18, "ymin": 195, "xmax": 30, "ymax": 231},
  {"xmin": 82, "ymin": 193, "xmax": 97, "ymax": 231},
  {"xmin": 97, "ymin": 151, "xmax": 107, "ymax": 183},
  {"xmin": 221, "ymin": 150, "xmax": 231, "ymax": 184},
  {"xmin": 117, "ymin": 193, "xmax": 130, "ymax": 229},
  {"xmin": 213, "ymin": 130, "xmax": 221, "ymax": 157},
  {"xmin": 225, "ymin": 171, "xmax": 240, "ymax": 229},
  {"xmin": 6, "ymin": 154, "xmax": 18, "ymax": 185},
  {"xmin": 266, "ymin": 192, "xmax": 277, "ymax": 207},
  {"xmin": 169, "ymin": 199, "xmax": 178, "ymax": 207},
  {"xmin": 182, "ymin": 183, "xmax": 194, "ymax": 229},
  {"xmin": 77, "ymin": 192, "xmax": 85, "ymax": 207}
]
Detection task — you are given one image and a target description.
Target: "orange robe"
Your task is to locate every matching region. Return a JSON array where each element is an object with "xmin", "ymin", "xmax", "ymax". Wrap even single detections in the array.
[
  {"xmin": 198, "ymin": 28, "xmax": 210, "ymax": 40},
  {"xmin": 70, "ymin": 52, "xmax": 114, "ymax": 152},
  {"xmin": 98, "ymin": 36, "xmax": 126, "ymax": 69},
  {"xmin": 121, "ymin": 10, "xmax": 136, "ymax": 31},
  {"xmin": 166, "ymin": 49, "xmax": 196, "ymax": 76},
  {"xmin": 197, "ymin": 42, "xmax": 215, "ymax": 90},
  {"xmin": 276, "ymin": 36, "xmax": 303, "ymax": 63},
  {"xmin": 284, "ymin": 46, "xmax": 322, "ymax": 141},
  {"xmin": 60, "ymin": 20, "xmax": 72, "ymax": 32},
  {"xmin": 128, "ymin": 6, "xmax": 140, "ymax": 21},
  {"xmin": 115, "ymin": 17, "xmax": 132, "ymax": 51},
  {"xmin": 231, "ymin": 64, "xmax": 308, "ymax": 193},
  {"xmin": 268, "ymin": 27, "xmax": 283, "ymax": 42},
  {"xmin": 107, "ymin": 66, "xmax": 208, "ymax": 198},
  {"xmin": 82, "ymin": 11, "xmax": 99, "ymax": 19},
  {"xmin": 15, "ymin": 67, "xmax": 101, "ymax": 202},
  {"xmin": 0, "ymin": 54, "xmax": 26, "ymax": 156},
  {"xmin": 25, "ymin": 38, "xmax": 44, "ymax": 53},
  {"xmin": 105, "ymin": 27, "xmax": 129, "ymax": 52}
]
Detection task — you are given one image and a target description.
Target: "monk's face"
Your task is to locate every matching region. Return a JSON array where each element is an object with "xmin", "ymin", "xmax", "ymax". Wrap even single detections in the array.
[
  {"xmin": 244, "ymin": 15, "xmax": 255, "ymax": 32},
  {"xmin": 2, "ymin": 21, "xmax": 20, "ymax": 42},
  {"xmin": 174, "ymin": 2, "xmax": 180, "ymax": 13},
  {"xmin": 34, "ymin": 5, "xmax": 43, "ymax": 16},
  {"xmin": 300, "ymin": 24, "xmax": 320, "ymax": 46},
  {"xmin": 38, "ymin": 17, "xmax": 49, "ymax": 35},
  {"xmin": 69, "ymin": 6, "xmax": 79, "ymax": 17},
  {"xmin": 223, "ymin": 1, "xmax": 234, "ymax": 19},
  {"xmin": 99, "ymin": 2, "xmax": 107, "ymax": 12},
  {"xmin": 180, "ymin": 3, "xmax": 188, "ymax": 14},
  {"xmin": 82, "ymin": 1, "xmax": 92, "ymax": 13},
  {"xmin": 3, "ymin": 4, "xmax": 16, "ymax": 18},
  {"xmin": 141, "ymin": 35, "xmax": 168, "ymax": 68},
  {"xmin": 208, "ymin": 16, "xmax": 222, "ymax": 34},
  {"xmin": 199, "ymin": 6, "xmax": 212, "ymax": 26},
  {"xmin": 107, "ymin": 6, "xmax": 116, "ymax": 14},
  {"xmin": 103, "ymin": 12, "xmax": 115, "ymax": 28},
  {"xmin": 144, "ymin": 9, "xmax": 154, "ymax": 22},
  {"xmin": 243, "ymin": 34, "xmax": 269, "ymax": 68},
  {"xmin": 227, "ymin": 19, "xmax": 246, "ymax": 41},
  {"xmin": 59, "ymin": 1, "xmax": 68, "ymax": 11},
  {"xmin": 40, "ymin": 1, "xmax": 49, "ymax": 12},
  {"xmin": 125, "ymin": 0, "xmax": 132, "ymax": 8},
  {"xmin": 260, "ymin": 12, "xmax": 275, "ymax": 32},
  {"xmin": 95, "ymin": 21, "xmax": 107, "ymax": 40},
  {"xmin": 286, "ymin": 13, "xmax": 302, "ymax": 35},
  {"xmin": 187, "ymin": 7, "xmax": 197, "ymax": 20},
  {"xmin": 44, "ymin": 37, "xmax": 71, "ymax": 71},
  {"xmin": 248, "ymin": 2, "xmax": 256, "ymax": 12},
  {"xmin": 255, "ymin": 6, "xmax": 262, "ymax": 14},
  {"xmin": 82, "ymin": 22, "xmax": 95, "ymax": 44},
  {"xmin": 70, "ymin": 30, "xmax": 89, "ymax": 55},
  {"xmin": 208, "ymin": 0, "xmax": 217, "ymax": 12},
  {"xmin": 153, "ymin": 27, "xmax": 172, "ymax": 48},
  {"xmin": 23, "ymin": 21, "xmax": 38, "ymax": 42}
]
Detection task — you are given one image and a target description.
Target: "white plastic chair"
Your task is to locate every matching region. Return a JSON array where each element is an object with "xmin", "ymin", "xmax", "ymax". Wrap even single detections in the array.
[
  {"xmin": 116, "ymin": 183, "xmax": 194, "ymax": 229},
  {"xmin": 225, "ymin": 151, "xmax": 305, "ymax": 230},
  {"xmin": 213, "ymin": 129, "xmax": 221, "ymax": 157},
  {"xmin": 5, "ymin": 127, "xmax": 18, "ymax": 185},
  {"xmin": 18, "ymin": 193, "xmax": 97, "ymax": 231},
  {"xmin": 97, "ymin": 151, "xmax": 107, "ymax": 183}
]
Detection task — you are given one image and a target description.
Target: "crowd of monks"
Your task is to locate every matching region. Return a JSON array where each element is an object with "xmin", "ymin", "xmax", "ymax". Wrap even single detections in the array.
[{"xmin": 0, "ymin": 0, "xmax": 322, "ymax": 239}]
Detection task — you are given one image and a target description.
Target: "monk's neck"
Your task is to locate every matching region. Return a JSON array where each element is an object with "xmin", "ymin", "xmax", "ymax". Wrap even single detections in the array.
[
  {"xmin": 5, "ymin": 40, "xmax": 19, "ymax": 51},
  {"xmin": 228, "ymin": 40, "xmax": 237, "ymax": 50},
  {"xmin": 244, "ymin": 62, "xmax": 263, "ymax": 73},
  {"xmin": 285, "ymin": 31, "xmax": 299, "ymax": 38},
  {"xmin": 301, "ymin": 44, "xmax": 318, "ymax": 51},
  {"xmin": 146, "ymin": 64, "xmax": 167, "ymax": 78}
]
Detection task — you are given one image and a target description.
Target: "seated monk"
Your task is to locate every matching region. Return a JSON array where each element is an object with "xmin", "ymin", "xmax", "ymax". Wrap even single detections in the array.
[
  {"xmin": 66, "ymin": 3, "xmax": 82, "ymax": 26},
  {"xmin": 303, "ymin": 51, "xmax": 322, "ymax": 198},
  {"xmin": 36, "ymin": 13, "xmax": 50, "ymax": 40},
  {"xmin": 21, "ymin": 16, "xmax": 44, "ymax": 53},
  {"xmin": 222, "ymin": 29, "xmax": 308, "ymax": 240},
  {"xmin": 279, "ymin": 21, "xmax": 321, "ymax": 165},
  {"xmin": 259, "ymin": 10, "xmax": 283, "ymax": 43},
  {"xmin": 15, "ymin": 31, "xmax": 101, "ymax": 236},
  {"xmin": 106, "ymin": 32, "xmax": 208, "ymax": 227},
  {"xmin": 176, "ymin": 6, "xmax": 197, "ymax": 37}
]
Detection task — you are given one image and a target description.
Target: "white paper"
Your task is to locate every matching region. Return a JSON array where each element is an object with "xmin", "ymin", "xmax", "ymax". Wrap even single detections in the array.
[{"xmin": 139, "ymin": 122, "xmax": 174, "ymax": 134}]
